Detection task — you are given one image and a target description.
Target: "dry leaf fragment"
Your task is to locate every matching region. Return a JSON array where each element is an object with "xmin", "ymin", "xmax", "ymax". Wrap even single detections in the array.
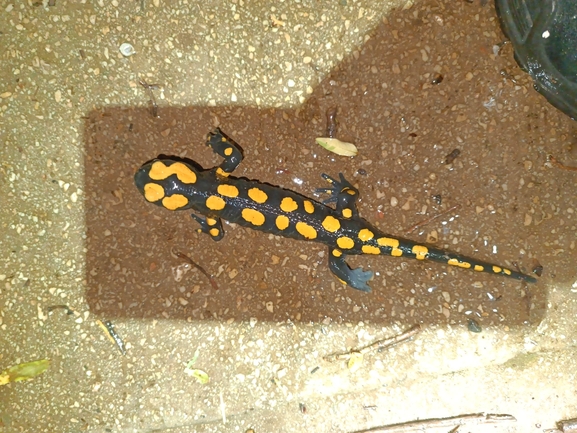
[
  {"xmin": 347, "ymin": 352, "xmax": 364, "ymax": 372},
  {"xmin": 316, "ymin": 137, "xmax": 358, "ymax": 157},
  {"xmin": 185, "ymin": 368, "xmax": 210, "ymax": 384},
  {"xmin": 0, "ymin": 359, "xmax": 50, "ymax": 385}
]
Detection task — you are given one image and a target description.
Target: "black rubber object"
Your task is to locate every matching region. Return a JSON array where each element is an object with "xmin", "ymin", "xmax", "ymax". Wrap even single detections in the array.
[{"xmin": 495, "ymin": 0, "xmax": 577, "ymax": 120}]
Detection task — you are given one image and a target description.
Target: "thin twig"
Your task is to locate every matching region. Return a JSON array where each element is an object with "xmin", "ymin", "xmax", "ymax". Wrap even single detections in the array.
[
  {"xmin": 324, "ymin": 324, "xmax": 421, "ymax": 362},
  {"xmin": 405, "ymin": 204, "xmax": 461, "ymax": 234},
  {"xmin": 350, "ymin": 413, "xmax": 516, "ymax": 433},
  {"xmin": 548, "ymin": 155, "xmax": 577, "ymax": 172},
  {"xmin": 139, "ymin": 79, "xmax": 160, "ymax": 117},
  {"xmin": 171, "ymin": 248, "xmax": 220, "ymax": 291}
]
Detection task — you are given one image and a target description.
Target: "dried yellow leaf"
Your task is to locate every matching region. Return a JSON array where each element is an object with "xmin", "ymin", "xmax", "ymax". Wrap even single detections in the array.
[
  {"xmin": 185, "ymin": 368, "xmax": 209, "ymax": 384},
  {"xmin": 316, "ymin": 137, "xmax": 358, "ymax": 157},
  {"xmin": 0, "ymin": 359, "xmax": 50, "ymax": 386},
  {"xmin": 347, "ymin": 352, "xmax": 364, "ymax": 372}
]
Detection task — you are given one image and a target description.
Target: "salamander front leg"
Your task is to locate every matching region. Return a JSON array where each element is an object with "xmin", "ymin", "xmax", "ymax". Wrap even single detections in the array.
[
  {"xmin": 316, "ymin": 173, "xmax": 359, "ymax": 219},
  {"xmin": 206, "ymin": 128, "xmax": 243, "ymax": 177},
  {"xmin": 328, "ymin": 248, "xmax": 373, "ymax": 292},
  {"xmin": 191, "ymin": 214, "xmax": 224, "ymax": 241}
]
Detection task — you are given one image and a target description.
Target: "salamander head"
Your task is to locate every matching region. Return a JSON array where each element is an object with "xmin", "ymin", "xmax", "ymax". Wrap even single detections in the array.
[{"xmin": 134, "ymin": 159, "xmax": 199, "ymax": 211}]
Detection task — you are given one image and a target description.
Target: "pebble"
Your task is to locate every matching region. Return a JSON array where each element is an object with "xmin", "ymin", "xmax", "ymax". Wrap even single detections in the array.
[{"xmin": 119, "ymin": 43, "xmax": 136, "ymax": 57}]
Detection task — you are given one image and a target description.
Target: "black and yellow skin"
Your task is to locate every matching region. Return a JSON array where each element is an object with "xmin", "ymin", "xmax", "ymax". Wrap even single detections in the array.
[{"xmin": 134, "ymin": 128, "xmax": 537, "ymax": 292}]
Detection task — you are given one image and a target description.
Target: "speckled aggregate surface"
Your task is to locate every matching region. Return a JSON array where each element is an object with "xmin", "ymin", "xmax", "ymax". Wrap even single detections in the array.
[{"xmin": 1, "ymin": 1, "xmax": 577, "ymax": 432}]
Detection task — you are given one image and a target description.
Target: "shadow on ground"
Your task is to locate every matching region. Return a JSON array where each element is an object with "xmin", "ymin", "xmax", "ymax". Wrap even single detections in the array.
[{"xmin": 85, "ymin": 2, "xmax": 555, "ymax": 327}]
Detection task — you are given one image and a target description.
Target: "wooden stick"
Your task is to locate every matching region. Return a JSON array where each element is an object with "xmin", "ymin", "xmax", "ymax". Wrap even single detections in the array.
[
  {"xmin": 324, "ymin": 324, "xmax": 421, "ymax": 362},
  {"xmin": 351, "ymin": 413, "xmax": 516, "ymax": 433},
  {"xmin": 172, "ymin": 248, "xmax": 220, "ymax": 291}
]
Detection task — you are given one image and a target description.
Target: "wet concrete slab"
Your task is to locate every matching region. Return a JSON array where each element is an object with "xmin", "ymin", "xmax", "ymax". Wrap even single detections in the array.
[{"xmin": 84, "ymin": 10, "xmax": 561, "ymax": 328}]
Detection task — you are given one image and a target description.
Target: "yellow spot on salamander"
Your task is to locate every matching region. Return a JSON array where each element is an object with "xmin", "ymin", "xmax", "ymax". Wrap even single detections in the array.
[
  {"xmin": 492, "ymin": 265, "xmax": 502, "ymax": 274},
  {"xmin": 275, "ymin": 215, "xmax": 289, "ymax": 230},
  {"xmin": 206, "ymin": 217, "xmax": 217, "ymax": 225},
  {"xmin": 242, "ymin": 208, "xmax": 265, "ymax": 226},
  {"xmin": 280, "ymin": 197, "xmax": 298, "ymax": 212},
  {"xmin": 362, "ymin": 245, "xmax": 380, "ymax": 255},
  {"xmin": 206, "ymin": 195, "xmax": 225, "ymax": 211},
  {"xmin": 296, "ymin": 222, "xmax": 317, "ymax": 239},
  {"xmin": 377, "ymin": 237, "xmax": 400, "ymax": 248},
  {"xmin": 358, "ymin": 228, "xmax": 374, "ymax": 241},
  {"xmin": 332, "ymin": 249, "xmax": 342, "ymax": 257},
  {"xmin": 322, "ymin": 216, "xmax": 341, "ymax": 232},
  {"xmin": 248, "ymin": 188, "xmax": 268, "ymax": 204},
  {"xmin": 162, "ymin": 194, "xmax": 188, "ymax": 210},
  {"xmin": 149, "ymin": 161, "xmax": 197, "ymax": 184},
  {"xmin": 224, "ymin": 147, "xmax": 233, "ymax": 156},
  {"xmin": 376, "ymin": 237, "xmax": 403, "ymax": 256},
  {"xmin": 209, "ymin": 228, "xmax": 220, "ymax": 236},
  {"xmin": 143, "ymin": 183, "xmax": 164, "ymax": 202},
  {"xmin": 217, "ymin": 184, "xmax": 239, "ymax": 198},
  {"xmin": 345, "ymin": 189, "xmax": 356, "ymax": 195},
  {"xmin": 342, "ymin": 208, "xmax": 352, "ymax": 219},
  {"xmin": 503, "ymin": 268, "xmax": 511, "ymax": 275},
  {"xmin": 412, "ymin": 245, "xmax": 428, "ymax": 260},
  {"xmin": 448, "ymin": 258, "xmax": 472, "ymax": 269},
  {"xmin": 216, "ymin": 167, "xmax": 229, "ymax": 177},
  {"xmin": 474, "ymin": 265, "xmax": 484, "ymax": 272},
  {"xmin": 303, "ymin": 200, "xmax": 315, "ymax": 214},
  {"xmin": 337, "ymin": 236, "xmax": 354, "ymax": 249}
]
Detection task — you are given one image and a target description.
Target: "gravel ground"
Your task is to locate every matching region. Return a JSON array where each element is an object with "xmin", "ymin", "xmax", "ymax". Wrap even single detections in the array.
[{"xmin": 1, "ymin": 0, "xmax": 576, "ymax": 432}]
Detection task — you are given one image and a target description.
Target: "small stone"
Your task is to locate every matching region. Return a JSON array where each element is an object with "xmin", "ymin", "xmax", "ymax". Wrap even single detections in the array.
[
  {"xmin": 468, "ymin": 319, "xmax": 482, "ymax": 333},
  {"xmin": 119, "ymin": 43, "xmax": 136, "ymax": 57}
]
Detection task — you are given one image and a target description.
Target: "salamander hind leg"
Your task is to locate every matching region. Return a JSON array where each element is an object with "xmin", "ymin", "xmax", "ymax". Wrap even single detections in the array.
[
  {"xmin": 316, "ymin": 173, "xmax": 359, "ymax": 219},
  {"xmin": 191, "ymin": 214, "xmax": 224, "ymax": 241},
  {"xmin": 329, "ymin": 249, "xmax": 373, "ymax": 292},
  {"xmin": 206, "ymin": 128, "xmax": 243, "ymax": 176}
]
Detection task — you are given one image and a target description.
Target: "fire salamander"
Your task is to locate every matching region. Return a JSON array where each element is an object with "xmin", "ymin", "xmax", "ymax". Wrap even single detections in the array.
[{"xmin": 134, "ymin": 128, "xmax": 537, "ymax": 292}]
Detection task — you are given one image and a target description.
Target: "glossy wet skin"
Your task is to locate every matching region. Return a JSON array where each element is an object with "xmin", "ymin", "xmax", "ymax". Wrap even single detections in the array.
[{"xmin": 134, "ymin": 129, "xmax": 537, "ymax": 292}]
